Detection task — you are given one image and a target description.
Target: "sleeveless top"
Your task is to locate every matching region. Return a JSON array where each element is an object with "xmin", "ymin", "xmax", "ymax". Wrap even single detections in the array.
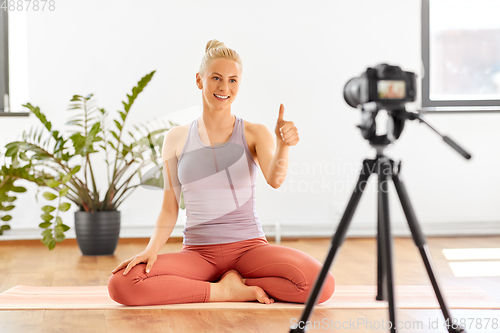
[{"xmin": 177, "ymin": 115, "xmax": 266, "ymax": 245}]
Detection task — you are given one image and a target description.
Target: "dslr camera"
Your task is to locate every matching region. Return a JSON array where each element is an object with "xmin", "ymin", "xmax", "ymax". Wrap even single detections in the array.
[
  {"xmin": 344, "ymin": 63, "xmax": 417, "ymax": 109},
  {"xmin": 343, "ymin": 64, "xmax": 417, "ymax": 144}
]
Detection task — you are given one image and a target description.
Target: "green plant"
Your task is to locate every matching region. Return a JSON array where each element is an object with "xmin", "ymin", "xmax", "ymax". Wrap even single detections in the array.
[
  {"xmin": 0, "ymin": 70, "xmax": 184, "ymax": 250},
  {"xmin": 0, "ymin": 166, "xmax": 25, "ymax": 235}
]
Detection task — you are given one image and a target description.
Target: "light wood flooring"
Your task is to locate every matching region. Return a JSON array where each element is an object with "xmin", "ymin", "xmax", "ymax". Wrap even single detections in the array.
[{"xmin": 0, "ymin": 235, "xmax": 499, "ymax": 333}]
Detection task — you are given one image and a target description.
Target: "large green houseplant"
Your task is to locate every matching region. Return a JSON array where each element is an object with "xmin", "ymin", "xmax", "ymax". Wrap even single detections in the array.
[{"xmin": 0, "ymin": 70, "xmax": 184, "ymax": 251}]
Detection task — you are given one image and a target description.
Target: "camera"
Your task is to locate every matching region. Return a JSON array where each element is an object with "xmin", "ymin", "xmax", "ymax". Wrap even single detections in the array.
[
  {"xmin": 342, "ymin": 64, "xmax": 418, "ymax": 145},
  {"xmin": 343, "ymin": 63, "xmax": 417, "ymax": 109}
]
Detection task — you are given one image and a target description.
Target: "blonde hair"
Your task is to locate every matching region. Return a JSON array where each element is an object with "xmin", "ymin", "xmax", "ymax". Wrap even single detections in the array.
[{"xmin": 198, "ymin": 39, "xmax": 242, "ymax": 77}]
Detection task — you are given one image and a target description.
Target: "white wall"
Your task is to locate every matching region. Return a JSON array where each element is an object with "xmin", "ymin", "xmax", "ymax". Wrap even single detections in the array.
[{"xmin": 1, "ymin": 0, "xmax": 499, "ymax": 240}]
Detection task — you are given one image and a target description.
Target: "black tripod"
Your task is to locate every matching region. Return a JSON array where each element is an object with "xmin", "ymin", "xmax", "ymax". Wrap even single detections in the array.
[{"xmin": 290, "ymin": 108, "xmax": 470, "ymax": 333}]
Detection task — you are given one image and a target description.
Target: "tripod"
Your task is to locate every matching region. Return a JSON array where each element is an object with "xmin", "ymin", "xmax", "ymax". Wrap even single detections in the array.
[{"xmin": 290, "ymin": 110, "xmax": 470, "ymax": 333}]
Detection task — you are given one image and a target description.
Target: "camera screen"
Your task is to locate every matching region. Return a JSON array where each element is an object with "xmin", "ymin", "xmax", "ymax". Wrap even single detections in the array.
[{"xmin": 378, "ymin": 80, "xmax": 406, "ymax": 99}]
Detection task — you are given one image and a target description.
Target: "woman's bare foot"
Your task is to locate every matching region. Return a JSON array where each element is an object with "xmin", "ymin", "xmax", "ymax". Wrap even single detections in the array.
[{"xmin": 209, "ymin": 269, "xmax": 275, "ymax": 304}]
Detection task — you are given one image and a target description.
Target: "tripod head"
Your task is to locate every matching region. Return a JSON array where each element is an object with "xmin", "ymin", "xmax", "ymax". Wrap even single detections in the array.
[
  {"xmin": 355, "ymin": 101, "xmax": 472, "ymax": 160},
  {"xmin": 356, "ymin": 101, "xmax": 407, "ymax": 146}
]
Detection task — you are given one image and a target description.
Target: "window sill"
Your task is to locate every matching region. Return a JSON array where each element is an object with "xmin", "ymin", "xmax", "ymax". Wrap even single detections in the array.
[
  {"xmin": 0, "ymin": 111, "xmax": 30, "ymax": 117},
  {"xmin": 419, "ymin": 106, "xmax": 500, "ymax": 114}
]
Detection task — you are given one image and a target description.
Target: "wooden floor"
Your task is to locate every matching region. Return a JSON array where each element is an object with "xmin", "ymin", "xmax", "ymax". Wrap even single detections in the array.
[{"xmin": 0, "ymin": 235, "xmax": 499, "ymax": 333}]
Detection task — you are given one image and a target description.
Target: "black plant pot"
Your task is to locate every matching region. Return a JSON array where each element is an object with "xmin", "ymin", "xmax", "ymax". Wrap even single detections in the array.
[{"xmin": 74, "ymin": 211, "xmax": 121, "ymax": 256}]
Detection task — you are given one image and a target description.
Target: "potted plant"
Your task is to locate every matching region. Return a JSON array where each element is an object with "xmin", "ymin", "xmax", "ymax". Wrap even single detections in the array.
[{"xmin": 0, "ymin": 70, "xmax": 184, "ymax": 254}]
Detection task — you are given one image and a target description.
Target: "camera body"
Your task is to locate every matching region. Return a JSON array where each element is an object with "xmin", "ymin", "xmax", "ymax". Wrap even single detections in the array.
[{"xmin": 344, "ymin": 63, "xmax": 416, "ymax": 110}]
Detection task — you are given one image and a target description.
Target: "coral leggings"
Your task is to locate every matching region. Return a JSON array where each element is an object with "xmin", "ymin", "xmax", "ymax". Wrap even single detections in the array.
[{"xmin": 107, "ymin": 236, "xmax": 336, "ymax": 306}]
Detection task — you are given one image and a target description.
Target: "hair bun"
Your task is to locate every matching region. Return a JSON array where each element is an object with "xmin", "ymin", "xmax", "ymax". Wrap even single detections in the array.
[
  {"xmin": 198, "ymin": 39, "xmax": 242, "ymax": 77},
  {"xmin": 205, "ymin": 39, "xmax": 226, "ymax": 53}
]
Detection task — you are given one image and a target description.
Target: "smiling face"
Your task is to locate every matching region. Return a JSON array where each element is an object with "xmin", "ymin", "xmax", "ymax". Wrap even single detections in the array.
[{"xmin": 196, "ymin": 58, "xmax": 242, "ymax": 111}]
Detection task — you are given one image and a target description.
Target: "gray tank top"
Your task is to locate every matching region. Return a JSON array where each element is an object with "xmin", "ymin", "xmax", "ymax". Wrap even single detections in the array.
[{"xmin": 177, "ymin": 115, "xmax": 266, "ymax": 245}]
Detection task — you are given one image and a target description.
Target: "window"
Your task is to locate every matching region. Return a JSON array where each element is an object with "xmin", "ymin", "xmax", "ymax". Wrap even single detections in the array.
[
  {"xmin": 0, "ymin": 10, "xmax": 29, "ymax": 117},
  {"xmin": 421, "ymin": 0, "xmax": 500, "ymax": 112},
  {"xmin": 0, "ymin": 9, "xmax": 9, "ymax": 112}
]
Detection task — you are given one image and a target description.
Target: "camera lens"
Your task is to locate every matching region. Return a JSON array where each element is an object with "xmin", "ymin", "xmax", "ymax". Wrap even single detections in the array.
[{"xmin": 343, "ymin": 77, "xmax": 361, "ymax": 108}]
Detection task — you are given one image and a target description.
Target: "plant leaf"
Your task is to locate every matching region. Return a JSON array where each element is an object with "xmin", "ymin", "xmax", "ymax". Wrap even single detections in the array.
[
  {"xmin": 55, "ymin": 233, "xmax": 65, "ymax": 242},
  {"xmin": 41, "ymin": 213, "xmax": 54, "ymax": 222},
  {"xmin": 39, "ymin": 221, "xmax": 52, "ymax": 228},
  {"xmin": 114, "ymin": 120, "xmax": 122, "ymax": 131},
  {"xmin": 59, "ymin": 202, "xmax": 71, "ymax": 212},
  {"xmin": 11, "ymin": 186, "xmax": 27, "ymax": 193},
  {"xmin": 45, "ymin": 179, "xmax": 60, "ymax": 188},
  {"xmin": 41, "ymin": 228, "xmax": 52, "ymax": 236},
  {"xmin": 60, "ymin": 187, "xmax": 69, "ymax": 197},
  {"xmin": 1, "ymin": 215, "xmax": 12, "ymax": 221},
  {"xmin": 41, "ymin": 205, "xmax": 56, "ymax": 213},
  {"xmin": 61, "ymin": 173, "xmax": 72, "ymax": 184},
  {"xmin": 43, "ymin": 192, "xmax": 57, "ymax": 201}
]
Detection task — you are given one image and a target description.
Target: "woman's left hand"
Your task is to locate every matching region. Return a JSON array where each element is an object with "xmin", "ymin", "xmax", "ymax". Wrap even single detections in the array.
[{"xmin": 275, "ymin": 104, "xmax": 299, "ymax": 146}]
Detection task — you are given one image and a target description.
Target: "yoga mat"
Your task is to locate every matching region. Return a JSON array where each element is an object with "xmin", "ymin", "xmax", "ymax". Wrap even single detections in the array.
[{"xmin": 0, "ymin": 285, "xmax": 498, "ymax": 310}]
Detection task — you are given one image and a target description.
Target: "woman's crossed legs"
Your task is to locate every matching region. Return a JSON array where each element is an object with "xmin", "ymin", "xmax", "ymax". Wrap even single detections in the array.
[{"xmin": 107, "ymin": 237, "xmax": 335, "ymax": 306}]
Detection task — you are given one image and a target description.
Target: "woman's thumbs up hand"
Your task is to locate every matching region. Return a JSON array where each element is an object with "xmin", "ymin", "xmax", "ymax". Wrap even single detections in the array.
[{"xmin": 275, "ymin": 104, "xmax": 299, "ymax": 146}]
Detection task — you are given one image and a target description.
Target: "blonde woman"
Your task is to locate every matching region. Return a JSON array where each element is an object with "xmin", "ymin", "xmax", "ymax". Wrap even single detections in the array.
[{"xmin": 107, "ymin": 40, "xmax": 335, "ymax": 306}]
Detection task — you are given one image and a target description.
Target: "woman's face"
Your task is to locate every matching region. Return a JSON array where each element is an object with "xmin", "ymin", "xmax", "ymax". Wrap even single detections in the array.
[{"xmin": 196, "ymin": 58, "xmax": 241, "ymax": 110}]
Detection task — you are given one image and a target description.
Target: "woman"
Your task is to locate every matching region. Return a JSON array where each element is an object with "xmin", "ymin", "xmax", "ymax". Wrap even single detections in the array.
[{"xmin": 107, "ymin": 39, "xmax": 335, "ymax": 306}]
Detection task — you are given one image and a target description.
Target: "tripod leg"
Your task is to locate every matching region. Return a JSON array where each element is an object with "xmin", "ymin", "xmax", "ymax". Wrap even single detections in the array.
[
  {"xmin": 379, "ymin": 158, "xmax": 397, "ymax": 333},
  {"xmin": 377, "ymin": 183, "xmax": 387, "ymax": 301},
  {"xmin": 392, "ymin": 168, "xmax": 466, "ymax": 333},
  {"xmin": 289, "ymin": 158, "xmax": 376, "ymax": 333}
]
